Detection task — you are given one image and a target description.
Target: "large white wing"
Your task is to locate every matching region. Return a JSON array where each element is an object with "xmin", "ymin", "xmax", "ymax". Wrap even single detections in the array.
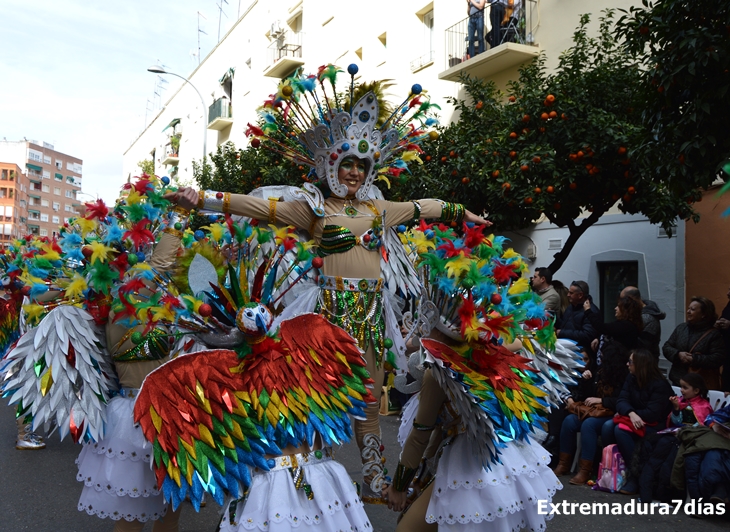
[
  {"xmin": 1, "ymin": 305, "xmax": 118, "ymax": 443},
  {"xmin": 520, "ymin": 337, "xmax": 583, "ymax": 408}
]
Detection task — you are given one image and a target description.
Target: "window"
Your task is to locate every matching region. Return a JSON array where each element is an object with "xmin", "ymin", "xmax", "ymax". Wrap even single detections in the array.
[
  {"xmin": 8, "ymin": 190, "xmax": 13, "ymax": 199},
  {"xmin": 28, "ymin": 149, "xmax": 42, "ymax": 162},
  {"xmin": 29, "ymin": 212, "xmax": 40, "ymax": 220},
  {"xmin": 39, "ymin": 228, "xmax": 48, "ymax": 236},
  {"xmin": 52, "ymin": 202, "xmax": 60, "ymax": 210},
  {"xmin": 54, "ymin": 187, "xmax": 61, "ymax": 195},
  {"xmin": 19, "ymin": 200, "xmax": 26, "ymax": 208},
  {"xmin": 0, "ymin": 170, "xmax": 7, "ymax": 180},
  {"xmin": 40, "ymin": 213, "xmax": 49, "ymax": 222},
  {"xmin": 42, "ymin": 184, "xmax": 50, "ymax": 193},
  {"xmin": 0, "ymin": 189, "xmax": 5, "ymax": 198},
  {"xmin": 43, "ymin": 155, "xmax": 51, "ymax": 164},
  {"xmin": 598, "ymin": 261, "xmax": 639, "ymax": 323},
  {"xmin": 9, "ymin": 170, "xmax": 14, "ymax": 181},
  {"xmin": 43, "ymin": 170, "xmax": 50, "ymax": 179},
  {"xmin": 64, "ymin": 204, "xmax": 72, "ymax": 212},
  {"xmin": 55, "ymin": 173, "xmax": 62, "ymax": 180},
  {"xmin": 55, "ymin": 161, "xmax": 62, "ymax": 170},
  {"xmin": 65, "ymin": 190, "xmax": 75, "ymax": 198},
  {"xmin": 41, "ymin": 199, "xmax": 49, "ymax": 207},
  {"xmin": 52, "ymin": 216, "xmax": 60, "ymax": 224}
]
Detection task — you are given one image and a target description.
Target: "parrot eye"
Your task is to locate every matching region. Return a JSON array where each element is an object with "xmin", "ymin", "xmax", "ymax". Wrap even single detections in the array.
[
  {"xmin": 245, "ymin": 309, "xmax": 254, "ymax": 318},
  {"xmin": 1, "ymin": 276, "xmax": 10, "ymax": 287}
]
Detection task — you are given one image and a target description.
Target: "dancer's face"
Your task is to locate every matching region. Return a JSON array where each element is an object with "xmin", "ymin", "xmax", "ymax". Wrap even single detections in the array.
[{"xmin": 337, "ymin": 156, "xmax": 367, "ymax": 196}]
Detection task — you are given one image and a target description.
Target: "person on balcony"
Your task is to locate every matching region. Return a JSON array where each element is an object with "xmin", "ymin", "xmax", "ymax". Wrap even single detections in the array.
[{"xmin": 466, "ymin": 0, "xmax": 486, "ymax": 58}]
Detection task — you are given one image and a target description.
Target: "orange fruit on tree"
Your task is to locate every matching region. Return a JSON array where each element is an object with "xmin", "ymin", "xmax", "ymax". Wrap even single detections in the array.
[
  {"xmin": 425, "ymin": 155, "xmax": 431, "ymax": 161},
  {"xmin": 628, "ymin": 186, "xmax": 636, "ymax": 194},
  {"xmin": 577, "ymin": 151, "xmax": 584, "ymax": 158},
  {"xmin": 502, "ymin": 182, "xmax": 511, "ymax": 190},
  {"xmin": 476, "ymin": 101, "xmax": 484, "ymax": 110},
  {"xmin": 509, "ymin": 132, "xmax": 518, "ymax": 139},
  {"xmin": 623, "ymin": 194, "xmax": 631, "ymax": 202},
  {"xmin": 524, "ymin": 197, "xmax": 533, "ymax": 204},
  {"xmin": 539, "ymin": 127, "xmax": 546, "ymax": 133},
  {"xmin": 549, "ymin": 111, "xmax": 558, "ymax": 119},
  {"xmin": 462, "ymin": 177, "xmax": 470, "ymax": 184},
  {"xmin": 520, "ymin": 164, "xmax": 529, "ymax": 172},
  {"xmin": 569, "ymin": 182, "xmax": 577, "ymax": 190},
  {"xmin": 541, "ymin": 112, "xmax": 549, "ymax": 120},
  {"xmin": 451, "ymin": 170, "xmax": 458, "ymax": 176},
  {"xmin": 546, "ymin": 185, "xmax": 554, "ymax": 193},
  {"xmin": 509, "ymin": 95, "xmax": 516, "ymax": 102},
  {"xmin": 533, "ymin": 156, "xmax": 541, "ymax": 163},
  {"xmin": 509, "ymin": 151, "xmax": 517, "ymax": 158},
  {"xmin": 561, "ymin": 113, "xmax": 568, "ymax": 120},
  {"xmin": 534, "ymin": 187, "xmax": 542, "ymax": 194},
  {"xmin": 441, "ymin": 156, "xmax": 447, "ymax": 163},
  {"xmin": 449, "ymin": 150, "xmax": 456, "ymax": 157},
  {"xmin": 523, "ymin": 114, "xmax": 530, "ymax": 122},
  {"xmin": 546, "ymin": 94, "xmax": 556, "ymax": 103},
  {"xmin": 618, "ymin": 146, "xmax": 627, "ymax": 155},
  {"xmin": 492, "ymin": 170, "xmax": 500, "ymax": 177}
]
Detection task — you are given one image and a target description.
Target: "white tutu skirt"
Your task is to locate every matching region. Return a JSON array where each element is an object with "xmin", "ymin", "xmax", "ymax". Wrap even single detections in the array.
[
  {"xmin": 426, "ymin": 437, "xmax": 561, "ymax": 531},
  {"xmin": 220, "ymin": 451, "xmax": 372, "ymax": 532},
  {"xmin": 76, "ymin": 396, "xmax": 167, "ymax": 522},
  {"xmin": 398, "ymin": 394, "xmax": 420, "ymax": 448}
]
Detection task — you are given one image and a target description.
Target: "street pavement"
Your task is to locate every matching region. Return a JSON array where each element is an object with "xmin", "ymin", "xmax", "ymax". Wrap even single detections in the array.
[{"xmin": 1, "ymin": 409, "xmax": 728, "ymax": 531}]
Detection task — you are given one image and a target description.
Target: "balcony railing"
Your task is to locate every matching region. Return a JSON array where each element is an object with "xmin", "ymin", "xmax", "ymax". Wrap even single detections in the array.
[
  {"xmin": 207, "ymin": 97, "xmax": 233, "ymax": 130},
  {"xmin": 162, "ymin": 143, "xmax": 180, "ymax": 166},
  {"xmin": 263, "ymin": 31, "xmax": 305, "ymax": 78},
  {"xmin": 410, "ymin": 51, "xmax": 435, "ymax": 73},
  {"xmin": 440, "ymin": 1, "xmax": 539, "ymax": 82}
]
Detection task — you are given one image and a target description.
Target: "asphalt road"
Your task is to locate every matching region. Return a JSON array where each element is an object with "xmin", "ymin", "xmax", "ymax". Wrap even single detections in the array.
[{"xmin": 0, "ymin": 410, "xmax": 727, "ymax": 531}]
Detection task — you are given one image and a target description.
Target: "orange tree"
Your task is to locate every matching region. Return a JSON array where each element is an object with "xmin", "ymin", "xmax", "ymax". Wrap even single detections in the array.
[
  {"xmin": 392, "ymin": 12, "xmax": 702, "ymax": 272},
  {"xmin": 616, "ymin": 0, "xmax": 730, "ymax": 186}
]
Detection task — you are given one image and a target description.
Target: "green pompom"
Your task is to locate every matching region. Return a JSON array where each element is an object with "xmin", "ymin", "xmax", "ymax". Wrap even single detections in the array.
[
  {"xmin": 383, "ymin": 338, "xmax": 394, "ymax": 349},
  {"xmin": 127, "ymin": 253, "xmax": 138, "ymax": 266},
  {"xmin": 130, "ymin": 331, "xmax": 144, "ymax": 345}
]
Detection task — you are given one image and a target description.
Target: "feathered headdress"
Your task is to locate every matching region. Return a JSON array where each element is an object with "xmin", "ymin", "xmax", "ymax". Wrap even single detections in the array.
[{"xmin": 246, "ymin": 63, "xmax": 440, "ymax": 202}]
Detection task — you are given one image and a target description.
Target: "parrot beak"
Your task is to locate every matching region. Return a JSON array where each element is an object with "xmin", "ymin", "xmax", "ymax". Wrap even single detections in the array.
[{"xmin": 255, "ymin": 312, "xmax": 269, "ymax": 335}]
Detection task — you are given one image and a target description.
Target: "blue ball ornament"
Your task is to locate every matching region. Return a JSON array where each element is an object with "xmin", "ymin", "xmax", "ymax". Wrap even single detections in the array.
[
  {"xmin": 161, "ymin": 176, "xmax": 170, "ymax": 185},
  {"xmin": 347, "ymin": 64, "xmax": 359, "ymax": 76},
  {"xmin": 194, "ymin": 230, "xmax": 205, "ymax": 241},
  {"xmin": 397, "ymin": 225, "xmax": 406, "ymax": 233},
  {"xmin": 341, "ymin": 142, "xmax": 350, "ymax": 151},
  {"xmin": 411, "ymin": 84, "xmax": 423, "ymax": 95},
  {"xmin": 208, "ymin": 214, "xmax": 218, "ymax": 222},
  {"xmin": 136, "ymin": 251, "xmax": 146, "ymax": 262},
  {"xmin": 466, "ymin": 222, "xmax": 475, "ymax": 228},
  {"xmin": 425, "ymin": 230, "xmax": 435, "ymax": 239}
]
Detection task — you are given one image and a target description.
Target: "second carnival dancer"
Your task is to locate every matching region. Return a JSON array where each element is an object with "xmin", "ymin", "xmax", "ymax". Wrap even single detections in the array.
[
  {"xmin": 385, "ymin": 223, "xmax": 563, "ymax": 530},
  {"xmin": 168, "ymin": 63, "xmax": 489, "ymax": 496}
]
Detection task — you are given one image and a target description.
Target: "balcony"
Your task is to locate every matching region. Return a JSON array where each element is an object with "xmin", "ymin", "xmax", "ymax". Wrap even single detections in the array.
[
  {"xmin": 439, "ymin": 3, "xmax": 539, "ymax": 83},
  {"xmin": 207, "ymin": 97, "xmax": 233, "ymax": 131},
  {"xmin": 263, "ymin": 30, "xmax": 304, "ymax": 78},
  {"xmin": 161, "ymin": 142, "xmax": 180, "ymax": 166}
]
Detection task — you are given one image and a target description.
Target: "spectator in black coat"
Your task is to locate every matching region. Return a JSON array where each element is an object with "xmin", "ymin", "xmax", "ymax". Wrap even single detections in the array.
[
  {"xmin": 620, "ymin": 286, "xmax": 666, "ymax": 358},
  {"xmin": 584, "ymin": 296, "xmax": 643, "ymax": 356},
  {"xmin": 601, "ymin": 348, "xmax": 673, "ymax": 494},
  {"xmin": 714, "ymin": 286, "xmax": 730, "ymax": 393},
  {"xmin": 557, "ymin": 280, "xmax": 599, "ymax": 352},
  {"xmin": 663, "ymin": 296, "xmax": 725, "ymax": 390}
]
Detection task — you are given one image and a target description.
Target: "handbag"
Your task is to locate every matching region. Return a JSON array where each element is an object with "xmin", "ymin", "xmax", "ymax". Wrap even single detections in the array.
[
  {"xmin": 566, "ymin": 400, "xmax": 614, "ymax": 421},
  {"xmin": 687, "ymin": 330, "xmax": 722, "ymax": 390}
]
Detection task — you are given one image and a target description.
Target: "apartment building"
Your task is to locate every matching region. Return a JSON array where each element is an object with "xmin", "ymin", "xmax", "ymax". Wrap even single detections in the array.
[
  {"xmin": 0, "ymin": 140, "xmax": 83, "ymax": 239},
  {"xmin": 0, "ymin": 162, "xmax": 29, "ymax": 245}
]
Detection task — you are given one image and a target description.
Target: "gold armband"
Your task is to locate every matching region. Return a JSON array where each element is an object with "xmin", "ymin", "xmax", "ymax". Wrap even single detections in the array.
[
  {"xmin": 268, "ymin": 198, "xmax": 278, "ymax": 224},
  {"xmin": 198, "ymin": 190, "xmax": 231, "ymax": 213}
]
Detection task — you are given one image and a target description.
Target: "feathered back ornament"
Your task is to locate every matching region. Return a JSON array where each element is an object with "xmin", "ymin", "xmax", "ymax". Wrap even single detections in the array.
[{"xmin": 245, "ymin": 63, "xmax": 440, "ymax": 201}]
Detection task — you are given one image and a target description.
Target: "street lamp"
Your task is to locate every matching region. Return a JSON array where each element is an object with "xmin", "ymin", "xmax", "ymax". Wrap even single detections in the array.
[{"xmin": 147, "ymin": 65, "xmax": 208, "ymax": 165}]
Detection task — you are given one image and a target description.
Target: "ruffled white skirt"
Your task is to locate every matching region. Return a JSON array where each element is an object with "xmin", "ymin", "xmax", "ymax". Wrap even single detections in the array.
[
  {"xmin": 220, "ymin": 449, "xmax": 372, "ymax": 532},
  {"xmin": 426, "ymin": 437, "xmax": 561, "ymax": 532},
  {"xmin": 76, "ymin": 396, "xmax": 167, "ymax": 522},
  {"xmin": 398, "ymin": 394, "xmax": 420, "ymax": 449}
]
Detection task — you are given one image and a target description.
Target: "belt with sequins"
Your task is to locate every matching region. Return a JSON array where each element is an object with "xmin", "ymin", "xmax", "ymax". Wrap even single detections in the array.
[
  {"xmin": 251, "ymin": 447, "xmax": 334, "ymax": 475},
  {"xmin": 318, "ymin": 275, "xmax": 383, "ymax": 293}
]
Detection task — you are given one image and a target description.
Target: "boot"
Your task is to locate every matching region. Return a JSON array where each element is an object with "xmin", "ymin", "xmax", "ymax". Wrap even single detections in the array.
[
  {"xmin": 16, "ymin": 419, "xmax": 45, "ymax": 450},
  {"xmin": 569, "ymin": 459, "xmax": 593, "ymax": 485},
  {"xmin": 552, "ymin": 452, "xmax": 574, "ymax": 476}
]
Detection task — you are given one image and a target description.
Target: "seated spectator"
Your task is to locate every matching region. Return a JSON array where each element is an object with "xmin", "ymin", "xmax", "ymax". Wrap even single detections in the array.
[
  {"xmin": 584, "ymin": 296, "xmax": 644, "ymax": 357},
  {"xmin": 620, "ymin": 286, "xmax": 666, "ymax": 358},
  {"xmin": 553, "ymin": 341, "xmax": 629, "ymax": 485},
  {"xmin": 637, "ymin": 373, "xmax": 712, "ymax": 503},
  {"xmin": 714, "ymin": 285, "xmax": 730, "ymax": 393},
  {"xmin": 663, "ymin": 296, "xmax": 725, "ymax": 390},
  {"xmin": 557, "ymin": 281, "xmax": 600, "ymax": 353},
  {"xmin": 672, "ymin": 405, "xmax": 730, "ymax": 510},
  {"xmin": 531, "ymin": 267, "xmax": 561, "ymax": 318},
  {"xmin": 601, "ymin": 348, "xmax": 673, "ymax": 495}
]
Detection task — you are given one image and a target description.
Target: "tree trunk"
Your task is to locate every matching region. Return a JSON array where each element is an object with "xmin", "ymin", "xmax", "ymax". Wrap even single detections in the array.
[{"xmin": 546, "ymin": 209, "xmax": 604, "ymax": 273}]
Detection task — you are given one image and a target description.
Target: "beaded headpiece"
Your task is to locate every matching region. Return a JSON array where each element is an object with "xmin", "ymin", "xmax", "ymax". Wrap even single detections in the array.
[{"xmin": 246, "ymin": 64, "xmax": 440, "ymax": 202}]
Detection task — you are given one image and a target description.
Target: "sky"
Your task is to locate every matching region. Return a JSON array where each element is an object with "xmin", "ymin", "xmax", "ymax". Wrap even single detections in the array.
[{"xmin": 0, "ymin": 0, "xmax": 245, "ymax": 203}]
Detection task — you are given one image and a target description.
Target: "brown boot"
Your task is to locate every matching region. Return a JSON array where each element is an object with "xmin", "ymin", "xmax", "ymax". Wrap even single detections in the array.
[
  {"xmin": 569, "ymin": 459, "xmax": 593, "ymax": 485},
  {"xmin": 552, "ymin": 452, "xmax": 573, "ymax": 476}
]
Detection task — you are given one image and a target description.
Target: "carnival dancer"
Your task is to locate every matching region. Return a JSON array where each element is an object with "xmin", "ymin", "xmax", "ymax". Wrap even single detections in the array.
[
  {"xmin": 120, "ymin": 216, "xmax": 375, "ymax": 531},
  {"xmin": 168, "ymin": 63, "xmax": 489, "ymax": 497},
  {"xmin": 385, "ymin": 222, "xmax": 562, "ymax": 531},
  {"xmin": 1, "ymin": 175, "xmax": 191, "ymax": 531}
]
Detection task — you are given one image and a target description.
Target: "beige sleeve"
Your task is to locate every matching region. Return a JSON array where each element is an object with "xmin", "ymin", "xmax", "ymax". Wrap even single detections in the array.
[
  {"xmin": 400, "ymin": 369, "xmax": 447, "ymax": 469},
  {"xmin": 379, "ymin": 199, "xmax": 444, "ymax": 227},
  {"xmin": 214, "ymin": 193, "xmax": 316, "ymax": 232}
]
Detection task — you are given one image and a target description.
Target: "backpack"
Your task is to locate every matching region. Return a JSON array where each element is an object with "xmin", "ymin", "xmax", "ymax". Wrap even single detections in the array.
[{"xmin": 593, "ymin": 444, "xmax": 626, "ymax": 493}]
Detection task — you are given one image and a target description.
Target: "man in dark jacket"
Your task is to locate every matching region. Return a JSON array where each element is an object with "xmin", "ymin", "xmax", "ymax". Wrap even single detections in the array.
[
  {"xmin": 716, "ymin": 286, "xmax": 730, "ymax": 393},
  {"xmin": 621, "ymin": 286, "xmax": 666, "ymax": 358},
  {"xmin": 557, "ymin": 280, "xmax": 599, "ymax": 352}
]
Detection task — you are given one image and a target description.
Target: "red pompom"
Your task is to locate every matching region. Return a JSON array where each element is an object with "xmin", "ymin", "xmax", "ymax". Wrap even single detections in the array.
[
  {"xmin": 82, "ymin": 246, "xmax": 93, "ymax": 259},
  {"xmin": 251, "ymin": 138, "xmax": 261, "ymax": 148},
  {"xmin": 199, "ymin": 304, "xmax": 212, "ymax": 317},
  {"xmin": 490, "ymin": 293, "xmax": 502, "ymax": 305},
  {"xmin": 216, "ymin": 192, "xmax": 224, "ymax": 200},
  {"xmin": 312, "ymin": 257, "xmax": 324, "ymax": 269},
  {"xmin": 20, "ymin": 286, "xmax": 31, "ymax": 296}
]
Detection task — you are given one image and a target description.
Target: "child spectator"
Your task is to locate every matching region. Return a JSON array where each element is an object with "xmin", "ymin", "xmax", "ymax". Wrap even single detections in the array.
[{"xmin": 669, "ymin": 373, "xmax": 713, "ymax": 427}]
